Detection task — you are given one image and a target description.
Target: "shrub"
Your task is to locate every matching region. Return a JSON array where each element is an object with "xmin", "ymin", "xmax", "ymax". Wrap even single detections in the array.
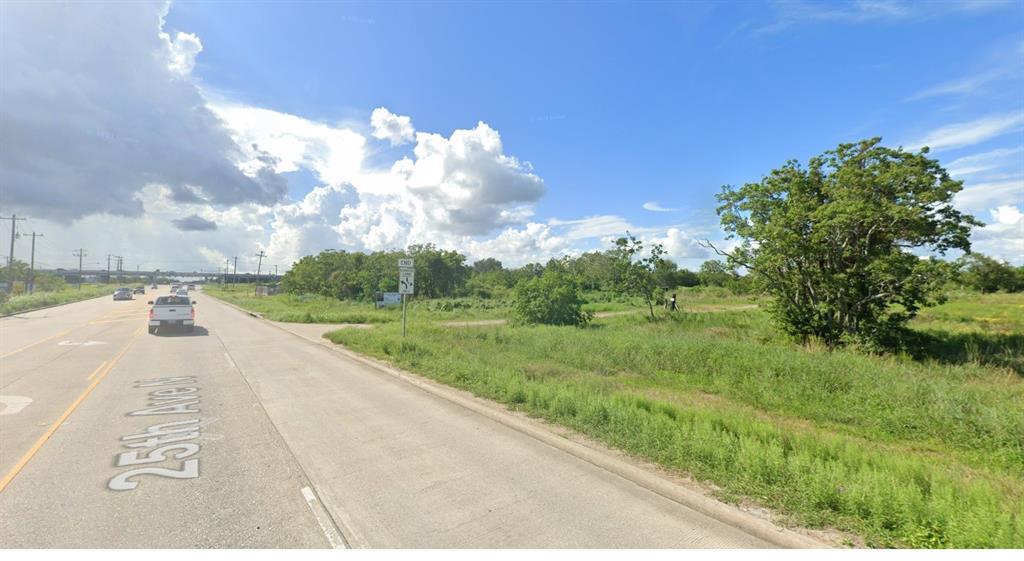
[{"xmin": 512, "ymin": 269, "xmax": 591, "ymax": 326}]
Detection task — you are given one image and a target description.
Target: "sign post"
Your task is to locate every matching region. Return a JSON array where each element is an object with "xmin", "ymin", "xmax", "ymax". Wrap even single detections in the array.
[{"xmin": 398, "ymin": 259, "xmax": 414, "ymax": 337}]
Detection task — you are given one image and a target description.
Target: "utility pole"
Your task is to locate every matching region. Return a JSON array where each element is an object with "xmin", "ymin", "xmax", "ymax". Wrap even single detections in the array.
[
  {"xmin": 73, "ymin": 249, "xmax": 86, "ymax": 290},
  {"xmin": 2, "ymin": 214, "xmax": 27, "ymax": 292},
  {"xmin": 117, "ymin": 255, "xmax": 123, "ymax": 284},
  {"xmin": 253, "ymin": 250, "xmax": 266, "ymax": 296},
  {"xmin": 232, "ymin": 256, "xmax": 238, "ymax": 290},
  {"xmin": 274, "ymin": 264, "xmax": 278, "ymax": 279},
  {"xmin": 27, "ymin": 232, "xmax": 42, "ymax": 294},
  {"xmin": 223, "ymin": 258, "xmax": 229, "ymax": 286},
  {"xmin": 106, "ymin": 254, "xmax": 114, "ymax": 284}
]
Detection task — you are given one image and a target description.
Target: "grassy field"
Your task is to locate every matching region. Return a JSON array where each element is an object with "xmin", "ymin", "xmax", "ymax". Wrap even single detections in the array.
[
  {"xmin": 320, "ymin": 292, "xmax": 1024, "ymax": 548},
  {"xmin": 0, "ymin": 285, "xmax": 112, "ymax": 316},
  {"xmin": 203, "ymin": 285, "xmax": 757, "ymax": 323}
]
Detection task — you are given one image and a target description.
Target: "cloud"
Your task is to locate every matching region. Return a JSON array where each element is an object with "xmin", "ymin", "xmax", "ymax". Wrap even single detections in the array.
[
  {"xmin": 463, "ymin": 223, "xmax": 572, "ymax": 266},
  {"xmin": 905, "ymin": 112, "xmax": 1024, "ymax": 152},
  {"xmin": 0, "ymin": 1, "xmax": 286, "ymax": 222},
  {"xmin": 642, "ymin": 201, "xmax": 679, "ymax": 212},
  {"xmin": 172, "ymin": 214, "xmax": 218, "ymax": 231},
  {"xmin": 0, "ymin": 2, "xmax": 715, "ymax": 274},
  {"xmin": 971, "ymin": 205, "xmax": 1024, "ymax": 264},
  {"xmin": 954, "ymin": 178, "xmax": 1023, "ymax": 212},
  {"xmin": 211, "ymin": 103, "xmax": 366, "ymax": 187},
  {"xmin": 549, "ymin": 215, "xmax": 634, "ymax": 241},
  {"xmin": 754, "ymin": 0, "xmax": 1014, "ymax": 34},
  {"xmin": 907, "ymin": 70, "xmax": 1002, "ymax": 101},
  {"xmin": 946, "ymin": 147, "xmax": 1024, "ymax": 177},
  {"xmin": 163, "ymin": 31, "xmax": 202, "ymax": 75},
  {"xmin": 649, "ymin": 228, "xmax": 709, "ymax": 261},
  {"xmin": 370, "ymin": 107, "xmax": 415, "ymax": 146}
]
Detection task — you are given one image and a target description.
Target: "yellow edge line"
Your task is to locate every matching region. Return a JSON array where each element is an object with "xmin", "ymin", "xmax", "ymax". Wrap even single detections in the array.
[
  {"xmin": 0, "ymin": 332, "xmax": 139, "ymax": 493},
  {"xmin": 0, "ymin": 328, "xmax": 74, "ymax": 360}
]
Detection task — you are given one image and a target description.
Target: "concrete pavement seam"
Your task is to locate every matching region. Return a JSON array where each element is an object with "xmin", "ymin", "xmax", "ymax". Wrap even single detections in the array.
[
  {"xmin": 211, "ymin": 329, "xmax": 364, "ymax": 549},
  {"xmin": 210, "ymin": 296, "xmax": 828, "ymax": 549}
]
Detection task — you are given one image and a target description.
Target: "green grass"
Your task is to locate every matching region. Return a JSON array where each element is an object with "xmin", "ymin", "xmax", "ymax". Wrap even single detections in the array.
[
  {"xmin": 0, "ymin": 285, "xmax": 112, "ymax": 316},
  {"xmin": 323, "ymin": 293, "xmax": 1024, "ymax": 548},
  {"xmin": 204, "ymin": 285, "xmax": 400, "ymax": 323},
  {"xmin": 204, "ymin": 286, "xmax": 758, "ymax": 324}
]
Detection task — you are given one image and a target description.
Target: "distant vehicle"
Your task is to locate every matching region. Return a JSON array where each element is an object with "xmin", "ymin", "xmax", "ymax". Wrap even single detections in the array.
[
  {"xmin": 151, "ymin": 284, "xmax": 158, "ymax": 289},
  {"xmin": 170, "ymin": 284, "xmax": 181, "ymax": 293},
  {"xmin": 133, "ymin": 286, "xmax": 145, "ymax": 295},
  {"xmin": 113, "ymin": 288, "xmax": 132, "ymax": 301},
  {"xmin": 187, "ymin": 283, "xmax": 196, "ymax": 290},
  {"xmin": 175, "ymin": 288, "xmax": 189, "ymax": 298},
  {"xmin": 147, "ymin": 295, "xmax": 196, "ymax": 334}
]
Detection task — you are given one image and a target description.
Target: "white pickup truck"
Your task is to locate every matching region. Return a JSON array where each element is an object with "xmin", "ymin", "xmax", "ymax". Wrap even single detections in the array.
[{"xmin": 147, "ymin": 295, "xmax": 196, "ymax": 334}]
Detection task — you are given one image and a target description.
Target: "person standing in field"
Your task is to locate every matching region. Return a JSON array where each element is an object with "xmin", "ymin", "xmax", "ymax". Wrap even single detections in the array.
[{"xmin": 669, "ymin": 293, "xmax": 677, "ymax": 312}]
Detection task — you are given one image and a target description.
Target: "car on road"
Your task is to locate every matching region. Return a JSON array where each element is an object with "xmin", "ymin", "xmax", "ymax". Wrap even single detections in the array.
[
  {"xmin": 113, "ymin": 287, "xmax": 132, "ymax": 301},
  {"xmin": 187, "ymin": 283, "xmax": 196, "ymax": 291},
  {"xmin": 170, "ymin": 284, "xmax": 181, "ymax": 293},
  {"xmin": 133, "ymin": 286, "xmax": 145, "ymax": 295},
  {"xmin": 151, "ymin": 283, "xmax": 158, "ymax": 289},
  {"xmin": 176, "ymin": 288, "xmax": 189, "ymax": 298},
  {"xmin": 148, "ymin": 295, "xmax": 196, "ymax": 334}
]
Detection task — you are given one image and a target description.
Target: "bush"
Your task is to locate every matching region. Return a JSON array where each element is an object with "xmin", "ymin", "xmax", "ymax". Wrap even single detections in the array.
[{"xmin": 512, "ymin": 270, "xmax": 591, "ymax": 326}]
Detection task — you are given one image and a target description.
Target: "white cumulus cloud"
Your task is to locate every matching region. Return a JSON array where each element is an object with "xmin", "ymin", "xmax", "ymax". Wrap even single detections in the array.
[{"xmin": 370, "ymin": 107, "xmax": 415, "ymax": 146}]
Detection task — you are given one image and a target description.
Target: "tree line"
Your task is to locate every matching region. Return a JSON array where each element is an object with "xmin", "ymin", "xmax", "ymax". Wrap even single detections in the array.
[{"xmin": 278, "ymin": 241, "xmax": 763, "ymax": 303}]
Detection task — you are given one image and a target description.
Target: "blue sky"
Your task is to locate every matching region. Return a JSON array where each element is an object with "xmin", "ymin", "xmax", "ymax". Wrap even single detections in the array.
[{"xmin": 3, "ymin": 0, "xmax": 1022, "ymax": 271}]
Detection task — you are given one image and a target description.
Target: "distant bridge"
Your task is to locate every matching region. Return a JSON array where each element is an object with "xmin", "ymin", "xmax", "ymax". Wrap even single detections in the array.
[{"xmin": 35, "ymin": 268, "xmax": 280, "ymax": 283}]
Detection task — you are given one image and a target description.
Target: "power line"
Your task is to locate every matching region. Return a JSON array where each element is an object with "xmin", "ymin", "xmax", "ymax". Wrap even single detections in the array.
[
  {"xmin": 253, "ymin": 250, "xmax": 266, "ymax": 296},
  {"xmin": 73, "ymin": 249, "xmax": 87, "ymax": 291},
  {"xmin": 2, "ymin": 214, "xmax": 27, "ymax": 291},
  {"xmin": 28, "ymin": 232, "xmax": 43, "ymax": 294}
]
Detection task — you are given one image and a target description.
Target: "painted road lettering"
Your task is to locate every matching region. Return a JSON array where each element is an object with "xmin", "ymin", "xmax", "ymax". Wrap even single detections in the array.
[{"xmin": 109, "ymin": 376, "xmax": 204, "ymax": 491}]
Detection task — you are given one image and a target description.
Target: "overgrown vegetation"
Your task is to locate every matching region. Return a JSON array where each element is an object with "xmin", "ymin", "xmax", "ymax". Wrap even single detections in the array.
[
  {"xmin": 512, "ymin": 269, "xmax": 590, "ymax": 326},
  {"xmin": 323, "ymin": 292, "xmax": 1024, "ymax": 548},
  {"xmin": 1, "ymin": 284, "xmax": 112, "ymax": 316}
]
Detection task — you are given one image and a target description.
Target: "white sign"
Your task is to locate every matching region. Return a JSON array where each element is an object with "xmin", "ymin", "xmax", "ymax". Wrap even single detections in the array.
[
  {"xmin": 398, "ymin": 258, "xmax": 414, "ymax": 269},
  {"xmin": 399, "ymin": 269, "xmax": 415, "ymax": 294},
  {"xmin": 380, "ymin": 292, "xmax": 401, "ymax": 306}
]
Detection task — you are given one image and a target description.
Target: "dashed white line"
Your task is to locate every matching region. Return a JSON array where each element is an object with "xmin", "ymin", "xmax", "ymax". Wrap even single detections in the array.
[{"xmin": 301, "ymin": 486, "xmax": 347, "ymax": 549}]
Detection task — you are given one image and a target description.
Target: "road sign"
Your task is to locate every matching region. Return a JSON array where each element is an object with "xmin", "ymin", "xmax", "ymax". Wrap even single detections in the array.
[
  {"xmin": 398, "ymin": 258, "xmax": 414, "ymax": 269},
  {"xmin": 399, "ymin": 269, "xmax": 415, "ymax": 295},
  {"xmin": 378, "ymin": 292, "xmax": 401, "ymax": 307}
]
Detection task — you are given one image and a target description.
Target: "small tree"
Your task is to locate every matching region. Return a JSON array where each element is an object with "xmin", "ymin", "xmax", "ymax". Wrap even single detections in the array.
[
  {"xmin": 512, "ymin": 269, "xmax": 590, "ymax": 326},
  {"xmin": 611, "ymin": 233, "xmax": 665, "ymax": 321},
  {"xmin": 713, "ymin": 138, "xmax": 980, "ymax": 346}
]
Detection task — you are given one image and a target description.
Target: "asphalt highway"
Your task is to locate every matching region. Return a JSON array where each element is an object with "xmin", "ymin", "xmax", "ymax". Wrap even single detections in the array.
[{"xmin": 0, "ymin": 287, "xmax": 779, "ymax": 548}]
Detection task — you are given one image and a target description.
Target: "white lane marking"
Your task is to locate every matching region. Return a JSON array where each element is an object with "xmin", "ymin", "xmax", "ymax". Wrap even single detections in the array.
[
  {"xmin": 301, "ymin": 486, "xmax": 347, "ymax": 549},
  {"xmin": 57, "ymin": 340, "xmax": 107, "ymax": 347},
  {"xmin": 0, "ymin": 395, "xmax": 32, "ymax": 416},
  {"xmin": 223, "ymin": 352, "xmax": 238, "ymax": 370}
]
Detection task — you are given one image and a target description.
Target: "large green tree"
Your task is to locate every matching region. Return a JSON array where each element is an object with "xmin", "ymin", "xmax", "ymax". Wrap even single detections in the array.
[{"xmin": 713, "ymin": 138, "xmax": 980, "ymax": 346}]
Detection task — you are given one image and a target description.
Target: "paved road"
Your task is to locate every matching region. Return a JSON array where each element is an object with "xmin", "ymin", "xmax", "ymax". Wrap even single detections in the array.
[{"xmin": 1, "ymin": 288, "xmax": 777, "ymax": 548}]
